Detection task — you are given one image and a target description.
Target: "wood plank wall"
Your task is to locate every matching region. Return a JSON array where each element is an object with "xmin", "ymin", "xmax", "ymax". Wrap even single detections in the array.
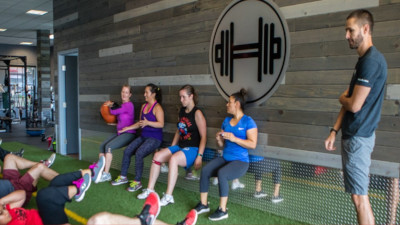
[{"xmin": 53, "ymin": 0, "xmax": 400, "ymax": 163}]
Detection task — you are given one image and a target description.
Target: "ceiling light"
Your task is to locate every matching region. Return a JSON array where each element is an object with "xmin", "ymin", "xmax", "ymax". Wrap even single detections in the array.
[
  {"xmin": 20, "ymin": 42, "xmax": 33, "ymax": 45},
  {"xmin": 26, "ymin": 10, "xmax": 48, "ymax": 15},
  {"xmin": 49, "ymin": 34, "xmax": 54, "ymax": 40},
  {"xmin": 0, "ymin": 28, "xmax": 6, "ymax": 32}
]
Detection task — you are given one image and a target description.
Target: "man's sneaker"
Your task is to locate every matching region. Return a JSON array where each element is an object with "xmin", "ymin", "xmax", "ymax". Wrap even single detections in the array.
[
  {"xmin": 12, "ymin": 148, "xmax": 24, "ymax": 157},
  {"xmin": 138, "ymin": 192, "xmax": 160, "ymax": 225},
  {"xmin": 111, "ymin": 175, "xmax": 128, "ymax": 186},
  {"xmin": 231, "ymin": 180, "xmax": 245, "ymax": 190},
  {"xmin": 90, "ymin": 156, "xmax": 105, "ymax": 183},
  {"xmin": 185, "ymin": 171, "xmax": 200, "ymax": 181},
  {"xmin": 254, "ymin": 191, "xmax": 268, "ymax": 198},
  {"xmin": 127, "ymin": 180, "xmax": 142, "ymax": 192},
  {"xmin": 160, "ymin": 164, "xmax": 169, "ymax": 173},
  {"xmin": 208, "ymin": 207, "xmax": 228, "ymax": 221},
  {"xmin": 177, "ymin": 209, "xmax": 198, "ymax": 225},
  {"xmin": 98, "ymin": 172, "xmax": 112, "ymax": 183},
  {"xmin": 41, "ymin": 153, "xmax": 56, "ymax": 168},
  {"xmin": 160, "ymin": 193, "xmax": 174, "ymax": 206},
  {"xmin": 194, "ymin": 201, "xmax": 210, "ymax": 215},
  {"xmin": 73, "ymin": 173, "xmax": 92, "ymax": 202},
  {"xmin": 271, "ymin": 195, "xmax": 284, "ymax": 203},
  {"xmin": 212, "ymin": 177, "xmax": 218, "ymax": 186},
  {"xmin": 138, "ymin": 189, "xmax": 154, "ymax": 199}
]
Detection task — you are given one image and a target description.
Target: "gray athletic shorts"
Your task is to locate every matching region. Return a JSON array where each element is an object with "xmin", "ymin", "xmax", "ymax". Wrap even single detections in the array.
[{"xmin": 341, "ymin": 133, "xmax": 375, "ymax": 195}]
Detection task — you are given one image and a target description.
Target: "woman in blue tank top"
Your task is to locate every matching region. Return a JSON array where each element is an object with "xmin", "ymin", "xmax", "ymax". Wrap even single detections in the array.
[
  {"xmin": 194, "ymin": 89, "xmax": 258, "ymax": 221},
  {"xmin": 111, "ymin": 84, "xmax": 164, "ymax": 192}
]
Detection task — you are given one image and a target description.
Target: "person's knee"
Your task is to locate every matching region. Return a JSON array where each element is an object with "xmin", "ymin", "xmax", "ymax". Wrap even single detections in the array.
[
  {"xmin": 87, "ymin": 212, "xmax": 112, "ymax": 224},
  {"xmin": 153, "ymin": 151, "xmax": 163, "ymax": 162}
]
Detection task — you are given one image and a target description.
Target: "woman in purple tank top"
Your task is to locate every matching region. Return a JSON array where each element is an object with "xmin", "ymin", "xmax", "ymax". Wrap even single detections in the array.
[{"xmin": 111, "ymin": 84, "xmax": 164, "ymax": 192}]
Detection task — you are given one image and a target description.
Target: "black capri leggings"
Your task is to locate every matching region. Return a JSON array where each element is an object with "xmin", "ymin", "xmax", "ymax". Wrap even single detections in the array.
[
  {"xmin": 200, "ymin": 157, "xmax": 249, "ymax": 197},
  {"xmin": 36, "ymin": 171, "xmax": 81, "ymax": 224}
]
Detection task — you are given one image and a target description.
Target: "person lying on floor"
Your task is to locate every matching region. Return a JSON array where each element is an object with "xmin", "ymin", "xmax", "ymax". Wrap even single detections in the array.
[{"xmin": 0, "ymin": 156, "xmax": 105, "ymax": 225}]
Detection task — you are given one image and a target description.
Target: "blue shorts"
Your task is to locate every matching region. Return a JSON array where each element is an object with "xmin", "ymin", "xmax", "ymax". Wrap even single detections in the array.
[
  {"xmin": 168, "ymin": 145, "xmax": 198, "ymax": 170},
  {"xmin": 341, "ymin": 133, "xmax": 375, "ymax": 195}
]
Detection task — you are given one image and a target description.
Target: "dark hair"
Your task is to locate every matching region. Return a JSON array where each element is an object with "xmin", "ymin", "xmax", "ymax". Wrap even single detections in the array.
[
  {"xmin": 121, "ymin": 84, "xmax": 132, "ymax": 94},
  {"xmin": 179, "ymin": 84, "xmax": 198, "ymax": 105},
  {"xmin": 146, "ymin": 83, "xmax": 162, "ymax": 103},
  {"xmin": 231, "ymin": 88, "xmax": 247, "ymax": 111},
  {"xmin": 347, "ymin": 9, "xmax": 374, "ymax": 33}
]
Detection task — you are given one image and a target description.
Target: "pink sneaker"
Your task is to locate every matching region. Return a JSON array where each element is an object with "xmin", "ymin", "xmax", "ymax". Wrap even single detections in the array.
[
  {"xmin": 41, "ymin": 153, "xmax": 56, "ymax": 168},
  {"xmin": 138, "ymin": 192, "xmax": 161, "ymax": 225},
  {"xmin": 178, "ymin": 209, "xmax": 198, "ymax": 225}
]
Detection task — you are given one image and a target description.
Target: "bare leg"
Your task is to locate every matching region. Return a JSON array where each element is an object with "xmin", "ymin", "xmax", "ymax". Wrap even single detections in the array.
[
  {"xmin": 388, "ymin": 178, "xmax": 399, "ymax": 225},
  {"xmin": 104, "ymin": 152, "xmax": 112, "ymax": 173},
  {"xmin": 273, "ymin": 183, "xmax": 281, "ymax": 197},
  {"xmin": 166, "ymin": 151, "xmax": 186, "ymax": 195},
  {"xmin": 3, "ymin": 154, "xmax": 37, "ymax": 170},
  {"xmin": 255, "ymin": 180, "xmax": 262, "ymax": 192},
  {"xmin": 27, "ymin": 163, "xmax": 59, "ymax": 186},
  {"xmin": 87, "ymin": 212, "xmax": 168, "ymax": 225},
  {"xmin": 147, "ymin": 148, "xmax": 172, "ymax": 190},
  {"xmin": 200, "ymin": 192, "xmax": 208, "ymax": 206},
  {"xmin": 220, "ymin": 197, "xmax": 228, "ymax": 212},
  {"xmin": 352, "ymin": 194, "xmax": 375, "ymax": 225}
]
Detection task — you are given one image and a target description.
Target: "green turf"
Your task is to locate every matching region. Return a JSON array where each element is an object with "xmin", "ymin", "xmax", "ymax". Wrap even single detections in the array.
[{"xmin": 1, "ymin": 142, "xmax": 303, "ymax": 224}]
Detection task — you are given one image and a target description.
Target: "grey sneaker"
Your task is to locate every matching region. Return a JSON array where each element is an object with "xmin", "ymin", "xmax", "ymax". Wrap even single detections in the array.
[
  {"xmin": 11, "ymin": 148, "xmax": 24, "ymax": 157},
  {"xmin": 99, "ymin": 172, "xmax": 112, "ymax": 182},
  {"xmin": 73, "ymin": 173, "xmax": 92, "ymax": 202},
  {"xmin": 271, "ymin": 195, "xmax": 284, "ymax": 203},
  {"xmin": 42, "ymin": 153, "xmax": 56, "ymax": 168},
  {"xmin": 254, "ymin": 191, "xmax": 268, "ymax": 198},
  {"xmin": 127, "ymin": 180, "xmax": 142, "ymax": 192},
  {"xmin": 231, "ymin": 180, "xmax": 245, "ymax": 190},
  {"xmin": 208, "ymin": 207, "xmax": 228, "ymax": 221},
  {"xmin": 160, "ymin": 164, "xmax": 169, "ymax": 173},
  {"xmin": 138, "ymin": 189, "xmax": 154, "ymax": 199},
  {"xmin": 160, "ymin": 193, "xmax": 174, "ymax": 206},
  {"xmin": 185, "ymin": 171, "xmax": 200, "ymax": 181},
  {"xmin": 111, "ymin": 175, "xmax": 129, "ymax": 186},
  {"xmin": 90, "ymin": 156, "xmax": 105, "ymax": 183}
]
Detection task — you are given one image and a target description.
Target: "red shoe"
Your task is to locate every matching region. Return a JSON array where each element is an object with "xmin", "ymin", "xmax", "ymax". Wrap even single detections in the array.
[
  {"xmin": 138, "ymin": 192, "xmax": 160, "ymax": 225},
  {"xmin": 178, "ymin": 209, "xmax": 198, "ymax": 225}
]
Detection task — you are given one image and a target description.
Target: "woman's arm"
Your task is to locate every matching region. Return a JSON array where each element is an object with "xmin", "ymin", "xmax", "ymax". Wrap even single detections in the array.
[
  {"xmin": 0, "ymin": 190, "xmax": 26, "ymax": 209},
  {"xmin": 221, "ymin": 128, "xmax": 258, "ymax": 149},
  {"xmin": 118, "ymin": 104, "xmax": 144, "ymax": 133},
  {"xmin": 194, "ymin": 110, "xmax": 207, "ymax": 169}
]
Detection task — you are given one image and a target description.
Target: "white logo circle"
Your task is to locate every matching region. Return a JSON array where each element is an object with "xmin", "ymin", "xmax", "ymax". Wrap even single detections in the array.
[{"xmin": 210, "ymin": 0, "xmax": 290, "ymax": 105}]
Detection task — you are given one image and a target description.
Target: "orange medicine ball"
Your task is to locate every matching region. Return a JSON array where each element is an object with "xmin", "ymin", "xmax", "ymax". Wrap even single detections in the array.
[{"xmin": 100, "ymin": 103, "xmax": 117, "ymax": 123}]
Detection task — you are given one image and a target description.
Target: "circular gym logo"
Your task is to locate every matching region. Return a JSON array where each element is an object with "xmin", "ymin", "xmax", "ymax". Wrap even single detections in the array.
[{"xmin": 210, "ymin": 0, "xmax": 290, "ymax": 105}]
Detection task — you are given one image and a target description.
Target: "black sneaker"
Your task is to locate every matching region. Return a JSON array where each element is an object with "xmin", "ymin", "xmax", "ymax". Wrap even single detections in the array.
[
  {"xmin": 208, "ymin": 207, "xmax": 228, "ymax": 221},
  {"xmin": 194, "ymin": 201, "xmax": 210, "ymax": 215}
]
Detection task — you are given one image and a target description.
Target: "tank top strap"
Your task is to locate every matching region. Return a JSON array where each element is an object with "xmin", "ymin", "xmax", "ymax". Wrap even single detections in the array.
[{"xmin": 142, "ymin": 103, "xmax": 149, "ymax": 114}]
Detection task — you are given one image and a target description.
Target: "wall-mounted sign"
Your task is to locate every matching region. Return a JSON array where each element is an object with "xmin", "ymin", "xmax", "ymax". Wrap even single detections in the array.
[{"xmin": 210, "ymin": 0, "xmax": 290, "ymax": 105}]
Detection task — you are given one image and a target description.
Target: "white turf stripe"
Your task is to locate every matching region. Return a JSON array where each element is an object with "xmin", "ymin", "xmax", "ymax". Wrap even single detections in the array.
[{"xmin": 281, "ymin": 0, "xmax": 379, "ymax": 19}]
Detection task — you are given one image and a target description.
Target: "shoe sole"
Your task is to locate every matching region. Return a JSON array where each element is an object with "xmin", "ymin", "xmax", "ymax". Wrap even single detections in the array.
[
  {"xmin": 196, "ymin": 208, "xmax": 210, "ymax": 215},
  {"xmin": 160, "ymin": 200, "xmax": 174, "ymax": 207},
  {"xmin": 111, "ymin": 181, "xmax": 128, "ymax": 186},
  {"xmin": 127, "ymin": 186, "xmax": 142, "ymax": 192},
  {"xmin": 254, "ymin": 194, "xmax": 268, "ymax": 198},
  {"xmin": 209, "ymin": 214, "xmax": 228, "ymax": 221},
  {"xmin": 272, "ymin": 199, "xmax": 284, "ymax": 203},
  {"xmin": 94, "ymin": 158, "xmax": 106, "ymax": 184}
]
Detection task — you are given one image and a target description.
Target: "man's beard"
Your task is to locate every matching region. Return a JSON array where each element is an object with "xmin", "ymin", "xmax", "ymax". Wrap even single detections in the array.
[{"xmin": 348, "ymin": 33, "xmax": 363, "ymax": 49}]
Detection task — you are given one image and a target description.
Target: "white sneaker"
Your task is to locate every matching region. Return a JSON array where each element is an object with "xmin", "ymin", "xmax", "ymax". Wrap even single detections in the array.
[
  {"xmin": 137, "ymin": 189, "xmax": 154, "ymax": 199},
  {"xmin": 160, "ymin": 193, "xmax": 174, "ymax": 206},
  {"xmin": 231, "ymin": 180, "xmax": 245, "ymax": 190},
  {"xmin": 161, "ymin": 164, "xmax": 169, "ymax": 173},
  {"xmin": 98, "ymin": 172, "xmax": 112, "ymax": 182},
  {"xmin": 212, "ymin": 177, "xmax": 218, "ymax": 186}
]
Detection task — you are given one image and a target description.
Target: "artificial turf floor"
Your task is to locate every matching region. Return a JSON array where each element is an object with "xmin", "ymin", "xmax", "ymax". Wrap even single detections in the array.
[{"xmin": 1, "ymin": 142, "xmax": 304, "ymax": 224}]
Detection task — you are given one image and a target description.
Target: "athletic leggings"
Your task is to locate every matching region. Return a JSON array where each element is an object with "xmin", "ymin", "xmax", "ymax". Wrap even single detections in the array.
[
  {"xmin": 121, "ymin": 136, "xmax": 161, "ymax": 180},
  {"xmin": 248, "ymin": 158, "xmax": 282, "ymax": 184},
  {"xmin": 0, "ymin": 146, "xmax": 11, "ymax": 161},
  {"xmin": 36, "ymin": 171, "xmax": 81, "ymax": 224},
  {"xmin": 99, "ymin": 133, "xmax": 136, "ymax": 153},
  {"xmin": 200, "ymin": 157, "xmax": 249, "ymax": 197}
]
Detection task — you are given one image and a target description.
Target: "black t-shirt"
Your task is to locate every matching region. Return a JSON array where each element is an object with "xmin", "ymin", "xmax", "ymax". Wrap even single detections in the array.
[{"xmin": 177, "ymin": 106, "xmax": 201, "ymax": 148}]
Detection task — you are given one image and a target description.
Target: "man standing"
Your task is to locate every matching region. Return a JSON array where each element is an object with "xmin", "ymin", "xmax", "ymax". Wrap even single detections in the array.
[{"xmin": 325, "ymin": 9, "xmax": 387, "ymax": 225}]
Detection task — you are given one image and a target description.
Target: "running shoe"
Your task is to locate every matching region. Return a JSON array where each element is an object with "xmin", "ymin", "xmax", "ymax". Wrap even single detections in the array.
[
  {"xmin": 111, "ymin": 175, "xmax": 128, "ymax": 186},
  {"xmin": 90, "ymin": 156, "xmax": 105, "ymax": 183},
  {"xmin": 41, "ymin": 153, "xmax": 56, "ymax": 168},
  {"xmin": 254, "ymin": 191, "xmax": 268, "ymax": 198},
  {"xmin": 137, "ymin": 189, "xmax": 154, "ymax": 200},
  {"xmin": 160, "ymin": 193, "xmax": 174, "ymax": 206},
  {"xmin": 231, "ymin": 180, "xmax": 245, "ymax": 190},
  {"xmin": 194, "ymin": 201, "xmax": 210, "ymax": 215},
  {"xmin": 271, "ymin": 195, "xmax": 284, "ymax": 203},
  {"xmin": 208, "ymin": 207, "xmax": 228, "ymax": 221},
  {"xmin": 177, "ymin": 209, "xmax": 198, "ymax": 225},
  {"xmin": 98, "ymin": 172, "xmax": 112, "ymax": 182},
  {"xmin": 127, "ymin": 180, "xmax": 142, "ymax": 192},
  {"xmin": 160, "ymin": 164, "xmax": 169, "ymax": 173},
  {"xmin": 138, "ymin": 192, "xmax": 161, "ymax": 225},
  {"xmin": 73, "ymin": 173, "xmax": 92, "ymax": 202}
]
